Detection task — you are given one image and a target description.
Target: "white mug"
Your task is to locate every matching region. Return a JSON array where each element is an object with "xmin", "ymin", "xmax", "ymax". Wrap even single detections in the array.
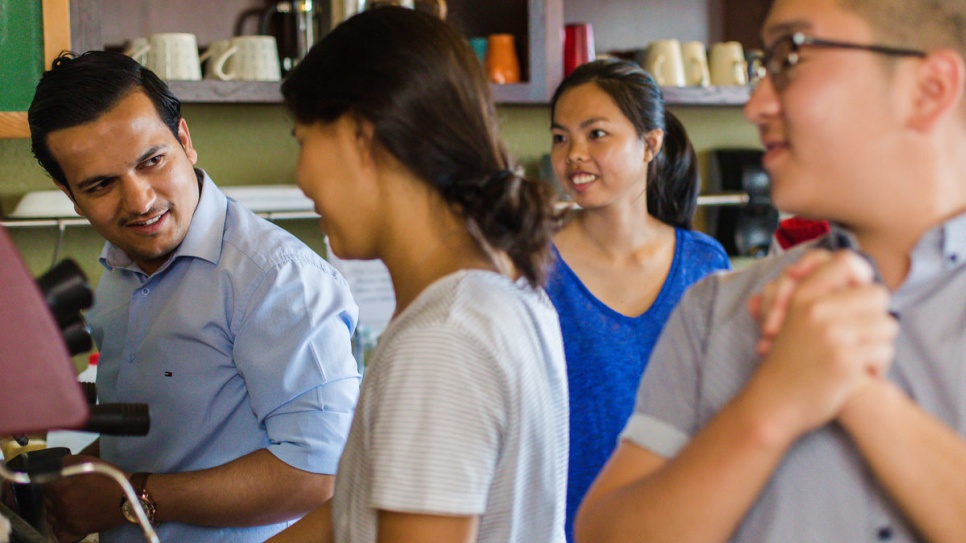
[
  {"xmin": 127, "ymin": 33, "xmax": 202, "ymax": 81},
  {"xmin": 709, "ymin": 41, "xmax": 748, "ymax": 86},
  {"xmin": 644, "ymin": 39, "xmax": 685, "ymax": 87},
  {"xmin": 681, "ymin": 41, "xmax": 710, "ymax": 87},
  {"xmin": 213, "ymin": 36, "xmax": 282, "ymax": 82},
  {"xmin": 199, "ymin": 39, "xmax": 232, "ymax": 80}
]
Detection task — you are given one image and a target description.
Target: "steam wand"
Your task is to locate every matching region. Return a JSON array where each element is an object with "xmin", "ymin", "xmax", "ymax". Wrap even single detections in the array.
[{"xmin": 0, "ymin": 460, "xmax": 159, "ymax": 543}]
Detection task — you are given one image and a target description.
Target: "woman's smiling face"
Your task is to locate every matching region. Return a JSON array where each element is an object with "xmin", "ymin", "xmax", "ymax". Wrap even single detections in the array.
[{"xmin": 550, "ymin": 82, "xmax": 654, "ymax": 210}]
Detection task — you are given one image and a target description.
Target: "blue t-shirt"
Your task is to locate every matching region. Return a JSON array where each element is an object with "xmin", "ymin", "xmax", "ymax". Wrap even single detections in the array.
[{"xmin": 546, "ymin": 227, "xmax": 730, "ymax": 543}]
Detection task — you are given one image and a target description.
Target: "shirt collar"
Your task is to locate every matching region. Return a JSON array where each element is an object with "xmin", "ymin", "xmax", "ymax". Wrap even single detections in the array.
[
  {"xmin": 939, "ymin": 211, "xmax": 966, "ymax": 267},
  {"xmin": 99, "ymin": 169, "xmax": 226, "ymax": 276},
  {"xmin": 822, "ymin": 210, "xmax": 966, "ymax": 296}
]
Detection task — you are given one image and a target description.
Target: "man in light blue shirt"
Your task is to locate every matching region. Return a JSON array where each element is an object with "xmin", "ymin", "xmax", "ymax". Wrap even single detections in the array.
[{"xmin": 28, "ymin": 51, "xmax": 360, "ymax": 542}]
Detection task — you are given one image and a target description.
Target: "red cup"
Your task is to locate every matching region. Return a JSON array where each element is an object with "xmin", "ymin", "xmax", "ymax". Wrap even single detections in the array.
[{"xmin": 564, "ymin": 23, "xmax": 595, "ymax": 77}]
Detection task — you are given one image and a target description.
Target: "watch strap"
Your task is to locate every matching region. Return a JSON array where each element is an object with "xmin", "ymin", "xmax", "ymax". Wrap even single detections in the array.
[
  {"xmin": 130, "ymin": 472, "xmax": 150, "ymax": 498},
  {"xmin": 122, "ymin": 471, "xmax": 157, "ymax": 525}
]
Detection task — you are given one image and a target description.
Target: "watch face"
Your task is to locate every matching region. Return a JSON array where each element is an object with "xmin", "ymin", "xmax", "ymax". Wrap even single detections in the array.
[
  {"xmin": 121, "ymin": 497, "xmax": 155, "ymax": 525},
  {"xmin": 121, "ymin": 498, "xmax": 138, "ymax": 524}
]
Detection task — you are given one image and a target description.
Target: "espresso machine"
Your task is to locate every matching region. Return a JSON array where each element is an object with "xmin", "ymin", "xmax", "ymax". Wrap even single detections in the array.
[
  {"xmin": 0, "ymin": 226, "xmax": 156, "ymax": 543},
  {"xmin": 705, "ymin": 148, "xmax": 779, "ymax": 258}
]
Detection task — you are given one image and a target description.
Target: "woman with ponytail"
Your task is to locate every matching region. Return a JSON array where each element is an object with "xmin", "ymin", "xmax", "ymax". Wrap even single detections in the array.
[
  {"xmin": 269, "ymin": 7, "xmax": 568, "ymax": 543},
  {"xmin": 546, "ymin": 58, "xmax": 730, "ymax": 542}
]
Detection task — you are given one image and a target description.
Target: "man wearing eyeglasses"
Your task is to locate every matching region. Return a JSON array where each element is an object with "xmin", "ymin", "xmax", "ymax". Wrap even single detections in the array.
[{"xmin": 575, "ymin": 1, "xmax": 966, "ymax": 542}]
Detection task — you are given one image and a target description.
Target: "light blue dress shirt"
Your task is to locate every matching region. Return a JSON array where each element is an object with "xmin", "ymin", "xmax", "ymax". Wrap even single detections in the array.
[{"xmin": 88, "ymin": 171, "xmax": 360, "ymax": 543}]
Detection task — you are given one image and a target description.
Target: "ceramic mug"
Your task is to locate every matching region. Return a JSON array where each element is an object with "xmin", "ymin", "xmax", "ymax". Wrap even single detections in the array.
[
  {"xmin": 644, "ymin": 39, "xmax": 685, "ymax": 87},
  {"xmin": 485, "ymin": 33, "xmax": 520, "ymax": 84},
  {"xmin": 199, "ymin": 39, "xmax": 232, "ymax": 80},
  {"xmin": 469, "ymin": 37, "xmax": 488, "ymax": 65},
  {"xmin": 710, "ymin": 41, "xmax": 748, "ymax": 86},
  {"xmin": 564, "ymin": 23, "xmax": 595, "ymax": 77},
  {"xmin": 681, "ymin": 41, "xmax": 710, "ymax": 87},
  {"xmin": 126, "ymin": 33, "xmax": 202, "ymax": 81},
  {"xmin": 213, "ymin": 35, "xmax": 282, "ymax": 82}
]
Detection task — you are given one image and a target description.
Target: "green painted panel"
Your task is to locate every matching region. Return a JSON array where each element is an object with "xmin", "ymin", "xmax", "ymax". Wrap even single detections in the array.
[{"xmin": 0, "ymin": 0, "xmax": 44, "ymax": 111}]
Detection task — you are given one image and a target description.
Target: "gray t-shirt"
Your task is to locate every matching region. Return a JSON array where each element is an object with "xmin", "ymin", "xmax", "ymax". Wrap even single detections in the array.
[
  {"xmin": 623, "ymin": 215, "xmax": 966, "ymax": 542},
  {"xmin": 334, "ymin": 270, "xmax": 569, "ymax": 543}
]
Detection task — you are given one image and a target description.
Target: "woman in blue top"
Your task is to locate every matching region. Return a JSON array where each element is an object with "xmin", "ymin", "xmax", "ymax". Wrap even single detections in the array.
[{"xmin": 547, "ymin": 58, "xmax": 731, "ymax": 542}]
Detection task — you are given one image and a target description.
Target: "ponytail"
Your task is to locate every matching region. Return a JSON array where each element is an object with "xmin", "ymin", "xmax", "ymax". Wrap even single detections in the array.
[
  {"xmin": 647, "ymin": 110, "xmax": 698, "ymax": 230},
  {"xmin": 443, "ymin": 168, "xmax": 562, "ymax": 289}
]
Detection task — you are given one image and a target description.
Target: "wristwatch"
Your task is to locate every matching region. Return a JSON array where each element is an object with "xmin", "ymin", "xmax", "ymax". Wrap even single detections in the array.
[{"xmin": 120, "ymin": 472, "xmax": 158, "ymax": 525}]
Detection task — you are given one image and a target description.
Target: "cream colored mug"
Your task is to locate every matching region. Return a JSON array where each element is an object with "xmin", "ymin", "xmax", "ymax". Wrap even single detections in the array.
[
  {"xmin": 126, "ymin": 33, "xmax": 202, "ymax": 81},
  {"xmin": 710, "ymin": 41, "xmax": 748, "ymax": 86},
  {"xmin": 212, "ymin": 36, "xmax": 282, "ymax": 82},
  {"xmin": 681, "ymin": 41, "xmax": 710, "ymax": 87},
  {"xmin": 199, "ymin": 39, "xmax": 232, "ymax": 80},
  {"xmin": 644, "ymin": 39, "xmax": 685, "ymax": 87}
]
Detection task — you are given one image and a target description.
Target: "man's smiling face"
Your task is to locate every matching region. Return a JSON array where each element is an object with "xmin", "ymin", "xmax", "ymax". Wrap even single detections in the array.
[{"xmin": 47, "ymin": 90, "xmax": 201, "ymax": 275}]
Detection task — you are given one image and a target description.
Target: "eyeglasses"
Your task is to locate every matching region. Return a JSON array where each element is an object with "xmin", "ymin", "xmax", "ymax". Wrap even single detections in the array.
[{"xmin": 748, "ymin": 32, "xmax": 926, "ymax": 92}]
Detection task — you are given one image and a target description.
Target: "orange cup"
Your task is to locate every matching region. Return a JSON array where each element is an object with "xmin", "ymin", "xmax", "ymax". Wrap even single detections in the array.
[{"xmin": 485, "ymin": 34, "xmax": 521, "ymax": 84}]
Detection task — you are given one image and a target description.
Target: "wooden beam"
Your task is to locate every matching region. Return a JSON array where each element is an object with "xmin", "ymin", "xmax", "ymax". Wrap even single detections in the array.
[
  {"xmin": 43, "ymin": 0, "xmax": 71, "ymax": 68},
  {"xmin": 0, "ymin": 113, "xmax": 30, "ymax": 139},
  {"xmin": 2, "ymin": 1, "xmax": 71, "ymax": 138}
]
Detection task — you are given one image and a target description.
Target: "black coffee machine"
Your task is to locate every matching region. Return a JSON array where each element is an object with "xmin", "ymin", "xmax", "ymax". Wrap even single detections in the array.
[
  {"xmin": 0, "ymin": 226, "xmax": 154, "ymax": 542},
  {"xmin": 704, "ymin": 148, "xmax": 779, "ymax": 258}
]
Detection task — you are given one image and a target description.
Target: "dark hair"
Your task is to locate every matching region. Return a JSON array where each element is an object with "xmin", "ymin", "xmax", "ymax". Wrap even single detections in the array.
[
  {"xmin": 282, "ymin": 7, "xmax": 559, "ymax": 287},
  {"xmin": 28, "ymin": 51, "xmax": 182, "ymax": 189},
  {"xmin": 551, "ymin": 58, "xmax": 699, "ymax": 230}
]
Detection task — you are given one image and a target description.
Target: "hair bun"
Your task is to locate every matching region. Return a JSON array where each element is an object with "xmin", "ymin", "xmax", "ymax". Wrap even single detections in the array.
[{"xmin": 485, "ymin": 169, "xmax": 517, "ymax": 185}]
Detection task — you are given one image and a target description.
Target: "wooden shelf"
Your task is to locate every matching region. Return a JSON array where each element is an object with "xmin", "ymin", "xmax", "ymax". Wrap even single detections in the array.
[
  {"xmin": 166, "ymin": 80, "xmax": 283, "ymax": 103},
  {"xmin": 164, "ymin": 80, "xmax": 550, "ymax": 105},
  {"xmin": 71, "ymin": 0, "xmax": 563, "ymax": 106},
  {"xmin": 66, "ymin": 1, "xmax": 748, "ymax": 108},
  {"xmin": 161, "ymin": 81, "xmax": 751, "ymax": 107}
]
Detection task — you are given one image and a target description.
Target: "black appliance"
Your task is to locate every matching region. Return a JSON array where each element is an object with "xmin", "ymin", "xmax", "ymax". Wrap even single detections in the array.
[
  {"xmin": 705, "ymin": 148, "xmax": 779, "ymax": 258},
  {"xmin": 0, "ymin": 226, "xmax": 154, "ymax": 541}
]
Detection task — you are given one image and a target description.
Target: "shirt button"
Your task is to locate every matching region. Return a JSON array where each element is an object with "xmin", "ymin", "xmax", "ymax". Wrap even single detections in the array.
[
  {"xmin": 141, "ymin": 288, "xmax": 150, "ymax": 296},
  {"xmin": 877, "ymin": 526, "xmax": 893, "ymax": 540},
  {"xmin": 950, "ymin": 253, "xmax": 959, "ymax": 263}
]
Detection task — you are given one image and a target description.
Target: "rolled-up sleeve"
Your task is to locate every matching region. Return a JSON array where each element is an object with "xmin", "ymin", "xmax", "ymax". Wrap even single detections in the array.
[
  {"xmin": 620, "ymin": 275, "xmax": 717, "ymax": 458},
  {"xmin": 233, "ymin": 256, "xmax": 361, "ymax": 474}
]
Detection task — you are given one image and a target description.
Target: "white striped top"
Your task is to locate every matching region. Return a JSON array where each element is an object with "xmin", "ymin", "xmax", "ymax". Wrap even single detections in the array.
[{"xmin": 333, "ymin": 270, "xmax": 569, "ymax": 543}]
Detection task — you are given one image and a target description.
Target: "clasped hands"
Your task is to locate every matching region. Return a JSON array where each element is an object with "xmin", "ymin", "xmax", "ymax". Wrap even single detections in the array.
[{"xmin": 745, "ymin": 249, "xmax": 899, "ymax": 437}]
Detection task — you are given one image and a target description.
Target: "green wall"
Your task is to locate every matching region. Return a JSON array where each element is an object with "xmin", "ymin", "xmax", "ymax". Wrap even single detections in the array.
[
  {"xmin": 0, "ymin": 103, "xmax": 760, "ymax": 287},
  {"xmin": 0, "ymin": 0, "xmax": 44, "ymax": 112}
]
